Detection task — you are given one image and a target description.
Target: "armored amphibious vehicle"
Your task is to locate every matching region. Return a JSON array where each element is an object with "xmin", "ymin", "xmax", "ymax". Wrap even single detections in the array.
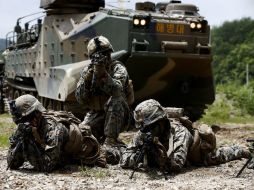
[{"xmin": 4, "ymin": 0, "xmax": 214, "ymax": 120}]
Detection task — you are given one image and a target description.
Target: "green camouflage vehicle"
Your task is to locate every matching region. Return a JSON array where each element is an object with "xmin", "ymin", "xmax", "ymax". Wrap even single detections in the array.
[{"xmin": 4, "ymin": 0, "xmax": 214, "ymax": 120}]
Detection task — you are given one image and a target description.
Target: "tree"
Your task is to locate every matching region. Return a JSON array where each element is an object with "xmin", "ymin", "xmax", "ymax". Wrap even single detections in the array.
[{"xmin": 212, "ymin": 18, "xmax": 254, "ymax": 84}]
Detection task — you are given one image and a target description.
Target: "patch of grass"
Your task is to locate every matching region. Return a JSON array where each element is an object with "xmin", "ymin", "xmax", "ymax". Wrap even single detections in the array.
[
  {"xmin": 79, "ymin": 165, "xmax": 110, "ymax": 178},
  {"xmin": 0, "ymin": 113, "xmax": 13, "ymax": 119},
  {"xmin": 200, "ymin": 95, "xmax": 232, "ymax": 125},
  {"xmin": 0, "ymin": 114, "xmax": 16, "ymax": 148},
  {"xmin": 199, "ymin": 91, "xmax": 254, "ymax": 125}
]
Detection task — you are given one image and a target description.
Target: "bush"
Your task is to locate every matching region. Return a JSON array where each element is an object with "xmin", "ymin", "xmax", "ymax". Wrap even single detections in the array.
[
  {"xmin": 201, "ymin": 94, "xmax": 232, "ymax": 124},
  {"xmin": 200, "ymin": 83, "xmax": 254, "ymax": 124},
  {"xmin": 220, "ymin": 82, "xmax": 254, "ymax": 115}
]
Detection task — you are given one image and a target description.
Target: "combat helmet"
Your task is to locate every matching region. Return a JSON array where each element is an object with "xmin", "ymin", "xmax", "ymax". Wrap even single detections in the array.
[
  {"xmin": 9, "ymin": 94, "xmax": 46, "ymax": 122},
  {"xmin": 87, "ymin": 36, "xmax": 114, "ymax": 57},
  {"xmin": 134, "ymin": 99, "xmax": 167, "ymax": 129}
]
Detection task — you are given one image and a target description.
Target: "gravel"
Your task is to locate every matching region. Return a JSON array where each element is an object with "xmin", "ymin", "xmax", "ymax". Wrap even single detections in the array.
[{"xmin": 0, "ymin": 124, "xmax": 253, "ymax": 190}]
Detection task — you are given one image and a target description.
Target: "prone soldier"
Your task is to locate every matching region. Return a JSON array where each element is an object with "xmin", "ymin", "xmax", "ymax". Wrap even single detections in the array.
[
  {"xmin": 120, "ymin": 99, "xmax": 253, "ymax": 174},
  {"xmin": 7, "ymin": 95, "xmax": 106, "ymax": 172}
]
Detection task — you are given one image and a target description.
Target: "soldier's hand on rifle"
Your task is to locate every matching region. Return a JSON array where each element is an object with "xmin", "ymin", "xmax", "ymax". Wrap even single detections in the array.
[
  {"xmin": 91, "ymin": 52, "xmax": 107, "ymax": 65},
  {"xmin": 88, "ymin": 52, "xmax": 108, "ymax": 92},
  {"xmin": 153, "ymin": 137, "xmax": 168, "ymax": 170},
  {"xmin": 17, "ymin": 122, "xmax": 33, "ymax": 135}
]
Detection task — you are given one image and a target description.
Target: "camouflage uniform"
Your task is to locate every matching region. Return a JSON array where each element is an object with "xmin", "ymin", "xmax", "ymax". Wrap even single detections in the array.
[
  {"xmin": 75, "ymin": 36, "xmax": 131, "ymax": 144},
  {"xmin": 120, "ymin": 99, "xmax": 252, "ymax": 171},
  {"xmin": 7, "ymin": 95, "xmax": 106, "ymax": 172}
]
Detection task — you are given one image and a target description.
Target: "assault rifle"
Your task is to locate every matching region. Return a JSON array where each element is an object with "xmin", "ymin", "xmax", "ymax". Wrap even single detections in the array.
[
  {"xmin": 90, "ymin": 52, "xmax": 107, "ymax": 93},
  {"xmin": 236, "ymin": 139, "xmax": 254, "ymax": 177},
  {"xmin": 7, "ymin": 122, "xmax": 46, "ymax": 173},
  {"xmin": 129, "ymin": 132, "xmax": 168, "ymax": 180}
]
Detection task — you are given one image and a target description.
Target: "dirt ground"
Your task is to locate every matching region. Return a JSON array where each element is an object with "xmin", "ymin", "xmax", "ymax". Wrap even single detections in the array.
[{"xmin": 0, "ymin": 123, "xmax": 254, "ymax": 190}]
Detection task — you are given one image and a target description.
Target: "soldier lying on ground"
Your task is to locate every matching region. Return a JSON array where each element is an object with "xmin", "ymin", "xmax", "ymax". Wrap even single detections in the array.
[
  {"xmin": 120, "ymin": 99, "xmax": 254, "ymax": 173},
  {"xmin": 7, "ymin": 95, "xmax": 106, "ymax": 172},
  {"xmin": 75, "ymin": 36, "xmax": 134, "ymax": 164}
]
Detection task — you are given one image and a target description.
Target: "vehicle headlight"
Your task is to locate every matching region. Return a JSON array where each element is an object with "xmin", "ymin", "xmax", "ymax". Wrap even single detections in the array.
[
  {"xmin": 190, "ymin": 22, "xmax": 196, "ymax": 29},
  {"xmin": 140, "ymin": 19, "xmax": 146, "ymax": 26},
  {"xmin": 133, "ymin": 16, "xmax": 151, "ymax": 28},
  {"xmin": 190, "ymin": 20, "xmax": 207, "ymax": 32},
  {"xmin": 197, "ymin": 23, "xmax": 202, "ymax": 29},
  {"xmin": 134, "ymin": 19, "xmax": 140, "ymax": 26}
]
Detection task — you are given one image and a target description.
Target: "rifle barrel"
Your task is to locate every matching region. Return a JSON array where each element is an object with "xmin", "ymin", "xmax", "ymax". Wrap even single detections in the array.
[
  {"xmin": 6, "ymin": 140, "xmax": 22, "ymax": 170},
  {"xmin": 129, "ymin": 149, "xmax": 144, "ymax": 179},
  {"xmin": 236, "ymin": 157, "xmax": 252, "ymax": 177}
]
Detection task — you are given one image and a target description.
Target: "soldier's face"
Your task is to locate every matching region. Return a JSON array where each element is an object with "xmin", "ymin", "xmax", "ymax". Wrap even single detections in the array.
[
  {"xmin": 141, "ymin": 120, "xmax": 164, "ymax": 137},
  {"xmin": 150, "ymin": 119, "xmax": 170, "ymax": 137},
  {"xmin": 30, "ymin": 112, "xmax": 42, "ymax": 128},
  {"xmin": 19, "ymin": 111, "xmax": 42, "ymax": 128}
]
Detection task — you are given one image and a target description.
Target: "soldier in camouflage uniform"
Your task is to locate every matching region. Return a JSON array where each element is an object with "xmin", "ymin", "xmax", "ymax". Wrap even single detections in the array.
[
  {"xmin": 75, "ymin": 36, "xmax": 133, "ymax": 149},
  {"xmin": 120, "ymin": 99, "xmax": 253, "ymax": 171},
  {"xmin": 7, "ymin": 95, "xmax": 106, "ymax": 172}
]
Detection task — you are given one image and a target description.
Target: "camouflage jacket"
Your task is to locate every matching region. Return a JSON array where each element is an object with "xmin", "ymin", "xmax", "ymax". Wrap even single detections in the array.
[
  {"xmin": 75, "ymin": 60, "xmax": 129, "ymax": 110},
  {"xmin": 8, "ymin": 112, "xmax": 103, "ymax": 172},
  {"xmin": 120, "ymin": 118, "xmax": 193, "ymax": 171}
]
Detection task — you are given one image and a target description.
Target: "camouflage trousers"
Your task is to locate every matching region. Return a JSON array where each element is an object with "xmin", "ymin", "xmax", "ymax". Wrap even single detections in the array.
[
  {"xmin": 82, "ymin": 96, "xmax": 129, "ymax": 143},
  {"xmin": 204, "ymin": 145, "xmax": 251, "ymax": 166}
]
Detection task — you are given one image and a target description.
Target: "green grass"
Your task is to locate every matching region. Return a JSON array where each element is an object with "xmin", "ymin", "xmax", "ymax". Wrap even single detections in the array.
[
  {"xmin": 199, "ymin": 91, "xmax": 254, "ymax": 125},
  {"xmin": 79, "ymin": 165, "xmax": 111, "ymax": 178},
  {"xmin": 0, "ymin": 114, "xmax": 16, "ymax": 147}
]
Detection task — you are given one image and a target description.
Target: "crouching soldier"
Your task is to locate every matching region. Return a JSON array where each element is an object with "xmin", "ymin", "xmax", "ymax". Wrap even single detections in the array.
[
  {"xmin": 120, "ymin": 99, "xmax": 253, "ymax": 173},
  {"xmin": 75, "ymin": 36, "xmax": 134, "ymax": 164},
  {"xmin": 7, "ymin": 95, "xmax": 106, "ymax": 172}
]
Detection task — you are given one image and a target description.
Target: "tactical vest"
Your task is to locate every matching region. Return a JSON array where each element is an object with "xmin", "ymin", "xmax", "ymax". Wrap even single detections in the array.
[{"xmin": 165, "ymin": 110, "xmax": 216, "ymax": 164}]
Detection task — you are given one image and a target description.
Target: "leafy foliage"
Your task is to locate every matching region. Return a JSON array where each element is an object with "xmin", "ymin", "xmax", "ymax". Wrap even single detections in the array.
[
  {"xmin": 0, "ymin": 114, "xmax": 16, "ymax": 147},
  {"xmin": 201, "ymin": 83, "xmax": 254, "ymax": 124},
  {"xmin": 201, "ymin": 18, "xmax": 254, "ymax": 123},
  {"xmin": 212, "ymin": 18, "xmax": 254, "ymax": 84},
  {"xmin": 220, "ymin": 82, "xmax": 254, "ymax": 115}
]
